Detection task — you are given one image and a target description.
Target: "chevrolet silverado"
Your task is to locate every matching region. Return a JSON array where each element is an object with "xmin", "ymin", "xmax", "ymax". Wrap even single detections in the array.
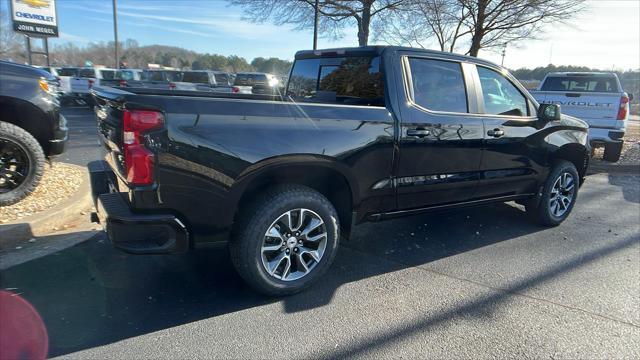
[{"xmin": 90, "ymin": 46, "xmax": 590, "ymax": 295}]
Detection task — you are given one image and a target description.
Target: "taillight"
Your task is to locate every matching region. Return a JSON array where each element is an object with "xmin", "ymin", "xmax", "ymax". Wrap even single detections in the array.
[
  {"xmin": 617, "ymin": 95, "xmax": 629, "ymax": 120},
  {"xmin": 169, "ymin": 82, "xmax": 176, "ymax": 90},
  {"xmin": 122, "ymin": 110, "xmax": 164, "ymax": 185},
  {"xmin": 119, "ymin": 80, "xmax": 127, "ymax": 87},
  {"xmin": 232, "ymin": 86, "xmax": 240, "ymax": 94},
  {"xmin": 88, "ymin": 79, "xmax": 94, "ymax": 89}
]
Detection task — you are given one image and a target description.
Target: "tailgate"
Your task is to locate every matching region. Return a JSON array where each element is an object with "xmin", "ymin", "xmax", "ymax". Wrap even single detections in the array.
[
  {"xmin": 533, "ymin": 91, "xmax": 621, "ymax": 128},
  {"xmin": 70, "ymin": 77, "xmax": 91, "ymax": 93}
]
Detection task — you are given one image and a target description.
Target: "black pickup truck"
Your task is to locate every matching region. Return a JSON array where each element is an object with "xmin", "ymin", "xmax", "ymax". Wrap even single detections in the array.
[
  {"xmin": 1, "ymin": 61, "xmax": 68, "ymax": 206},
  {"xmin": 90, "ymin": 46, "xmax": 590, "ymax": 295}
]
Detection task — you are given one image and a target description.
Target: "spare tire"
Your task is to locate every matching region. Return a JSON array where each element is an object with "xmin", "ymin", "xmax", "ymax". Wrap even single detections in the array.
[{"xmin": 0, "ymin": 121, "xmax": 45, "ymax": 206}]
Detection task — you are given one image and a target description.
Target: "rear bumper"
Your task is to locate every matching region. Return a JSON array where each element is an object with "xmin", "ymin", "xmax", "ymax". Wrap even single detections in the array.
[
  {"xmin": 88, "ymin": 160, "xmax": 189, "ymax": 254},
  {"xmin": 589, "ymin": 127, "xmax": 625, "ymax": 145}
]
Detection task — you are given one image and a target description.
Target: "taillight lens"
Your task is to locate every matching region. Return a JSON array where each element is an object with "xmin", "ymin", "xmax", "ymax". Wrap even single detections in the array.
[
  {"xmin": 617, "ymin": 96, "xmax": 629, "ymax": 120},
  {"xmin": 122, "ymin": 110, "xmax": 164, "ymax": 185},
  {"xmin": 232, "ymin": 86, "xmax": 240, "ymax": 94},
  {"xmin": 88, "ymin": 79, "xmax": 94, "ymax": 89},
  {"xmin": 169, "ymin": 82, "xmax": 176, "ymax": 90},
  {"xmin": 119, "ymin": 80, "xmax": 127, "ymax": 87}
]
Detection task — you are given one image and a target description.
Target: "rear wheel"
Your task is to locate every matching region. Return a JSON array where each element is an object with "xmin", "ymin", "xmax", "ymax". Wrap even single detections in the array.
[
  {"xmin": 230, "ymin": 185, "xmax": 340, "ymax": 296},
  {"xmin": 526, "ymin": 160, "xmax": 579, "ymax": 226},
  {"xmin": 0, "ymin": 121, "xmax": 45, "ymax": 206},
  {"xmin": 603, "ymin": 142, "xmax": 623, "ymax": 162}
]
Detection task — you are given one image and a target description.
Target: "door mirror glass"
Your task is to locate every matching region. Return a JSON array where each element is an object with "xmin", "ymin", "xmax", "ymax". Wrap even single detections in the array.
[{"xmin": 539, "ymin": 103, "xmax": 561, "ymax": 121}]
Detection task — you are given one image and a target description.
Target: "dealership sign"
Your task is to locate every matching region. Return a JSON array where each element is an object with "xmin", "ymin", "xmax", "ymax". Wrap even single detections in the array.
[{"xmin": 10, "ymin": 0, "xmax": 58, "ymax": 37}]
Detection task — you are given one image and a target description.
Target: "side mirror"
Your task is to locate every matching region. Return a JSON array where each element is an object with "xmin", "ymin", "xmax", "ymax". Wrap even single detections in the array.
[
  {"xmin": 628, "ymin": 93, "xmax": 634, "ymax": 102},
  {"xmin": 539, "ymin": 103, "xmax": 561, "ymax": 122}
]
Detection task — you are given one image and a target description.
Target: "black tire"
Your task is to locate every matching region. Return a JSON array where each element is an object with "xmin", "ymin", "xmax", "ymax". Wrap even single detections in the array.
[
  {"xmin": 230, "ymin": 185, "xmax": 340, "ymax": 296},
  {"xmin": 0, "ymin": 121, "xmax": 45, "ymax": 206},
  {"xmin": 603, "ymin": 142, "xmax": 623, "ymax": 162},
  {"xmin": 526, "ymin": 160, "xmax": 579, "ymax": 226}
]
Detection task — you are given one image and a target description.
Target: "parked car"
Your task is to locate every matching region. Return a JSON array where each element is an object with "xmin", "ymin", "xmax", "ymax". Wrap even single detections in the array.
[
  {"xmin": 97, "ymin": 69, "xmax": 144, "ymax": 88},
  {"xmin": 530, "ymin": 72, "xmax": 632, "ymax": 162},
  {"xmin": 232, "ymin": 72, "xmax": 279, "ymax": 94},
  {"xmin": 180, "ymin": 70, "xmax": 234, "ymax": 92},
  {"xmin": 0, "ymin": 60, "xmax": 68, "ymax": 206},
  {"xmin": 89, "ymin": 46, "xmax": 590, "ymax": 296}
]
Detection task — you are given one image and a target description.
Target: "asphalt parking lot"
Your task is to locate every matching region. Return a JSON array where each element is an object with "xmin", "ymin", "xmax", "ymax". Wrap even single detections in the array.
[{"xmin": 1, "ymin": 108, "xmax": 638, "ymax": 359}]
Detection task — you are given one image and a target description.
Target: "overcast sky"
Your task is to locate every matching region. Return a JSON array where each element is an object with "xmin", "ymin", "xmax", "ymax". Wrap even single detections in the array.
[{"xmin": 2, "ymin": 0, "xmax": 639, "ymax": 70}]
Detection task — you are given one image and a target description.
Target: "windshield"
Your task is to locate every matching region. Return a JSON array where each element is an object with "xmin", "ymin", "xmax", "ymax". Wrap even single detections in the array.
[{"xmin": 541, "ymin": 76, "xmax": 619, "ymax": 92}]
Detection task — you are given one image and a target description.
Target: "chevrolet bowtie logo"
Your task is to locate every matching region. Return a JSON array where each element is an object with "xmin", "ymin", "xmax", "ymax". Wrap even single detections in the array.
[{"xmin": 18, "ymin": 0, "xmax": 51, "ymax": 9}]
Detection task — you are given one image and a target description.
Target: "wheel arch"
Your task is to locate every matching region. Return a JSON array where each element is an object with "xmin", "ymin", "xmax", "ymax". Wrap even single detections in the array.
[
  {"xmin": 549, "ymin": 143, "xmax": 590, "ymax": 184},
  {"xmin": 0, "ymin": 96, "xmax": 50, "ymax": 154},
  {"xmin": 230, "ymin": 156, "xmax": 358, "ymax": 240}
]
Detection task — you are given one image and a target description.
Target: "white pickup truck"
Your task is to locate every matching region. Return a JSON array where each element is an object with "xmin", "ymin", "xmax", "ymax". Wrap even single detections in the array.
[{"xmin": 531, "ymin": 72, "xmax": 633, "ymax": 162}]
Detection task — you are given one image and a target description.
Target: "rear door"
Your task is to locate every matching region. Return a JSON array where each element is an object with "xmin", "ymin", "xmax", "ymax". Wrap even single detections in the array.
[
  {"xmin": 396, "ymin": 56, "xmax": 484, "ymax": 209},
  {"xmin": 471, "ymin": 64, "xmax": 544, "ymax": 199},
  {"xmin": 537, "ymin": 75, "xmax": 621, "ymax": 128}
]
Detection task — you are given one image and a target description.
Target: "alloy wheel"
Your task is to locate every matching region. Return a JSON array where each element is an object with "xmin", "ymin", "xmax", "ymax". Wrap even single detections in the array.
[
  {"xmin": 549, "ymin": 172, "xmax": 575, "ymax": 217},
  {"xmin": 261, "ymin": 208, "xmax": 328, "ymax": 281}
]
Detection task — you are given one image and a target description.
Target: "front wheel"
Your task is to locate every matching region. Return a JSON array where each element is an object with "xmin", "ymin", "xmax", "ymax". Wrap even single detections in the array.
[
  {"xmin": 230, "ymin": 185, "xmax": 340, "ymax": 296},
  {"xmin": 526, "ymin": 160, "xmax": 579, "ymax": 226},
  {"xmin": 0, "ymin": 121, "xmax": 45, "ymax": 206}
]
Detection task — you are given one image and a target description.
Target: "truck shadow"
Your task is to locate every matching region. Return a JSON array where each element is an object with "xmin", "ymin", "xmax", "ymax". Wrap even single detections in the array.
[{"xmin": 0, "ymin": 181, "xmax": 636, "ymax": 357}]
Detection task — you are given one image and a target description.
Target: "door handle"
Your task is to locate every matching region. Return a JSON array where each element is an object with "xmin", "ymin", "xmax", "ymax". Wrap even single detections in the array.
[
  {"xmin": 487, "ymin": 128, "xmax": 505, "ymax": 138},
  {"xmin": 407, "ymin": 128, "xmax": 430, "ymax": 138}
]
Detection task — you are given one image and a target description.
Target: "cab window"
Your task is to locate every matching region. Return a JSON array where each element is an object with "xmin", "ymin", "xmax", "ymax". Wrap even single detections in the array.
[
  {"xmin": 407, "ymin": 58, "xmax": 468, "ymax": 113},
  {"xmin": 477, "ymin": 66, "xmax": 528, "ymax": 116}
]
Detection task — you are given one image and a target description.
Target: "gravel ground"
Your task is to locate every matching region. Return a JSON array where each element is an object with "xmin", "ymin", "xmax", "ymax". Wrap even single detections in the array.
[{"xmin": 0, "ymin": 162, "xmax": 84, "ymax": 224}]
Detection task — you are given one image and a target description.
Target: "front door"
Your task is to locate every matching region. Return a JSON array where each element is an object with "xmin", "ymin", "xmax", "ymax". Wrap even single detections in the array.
[
  {"xmin": 396, "ymin": 57, "xmax": 484, "ymax": 210},
  {"xmin": 471, "ymin": 65, "xmax": 545, "ymax": 199}
]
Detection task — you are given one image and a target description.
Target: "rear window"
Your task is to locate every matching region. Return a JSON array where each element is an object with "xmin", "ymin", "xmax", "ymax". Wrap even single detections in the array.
[
  {"xmin": 58, "ymin": 68, "xmax": 78, "ymax": 76},
  {"xmin": 79, "ymin": 68, "xmax": 96, "ymax": 78},
  {"xmin": 165, "ymin": 71, "xmax": 182, "ymax": 82},
  {"xmin": 214, "ymin": 73, "xmax": 229, "ymax": 85},
  {"xmin": 182, "ymin": 72, "xmax": 210, "ymax": 84},
  {"xmin": 99, "ymin": 70, "xmax": 116, "ymax": 80},
  {"xmin": 541, "ymin": 76, "xmax": 619, "ymax": 93},
  {"xmin": 116, "ymin": 70, "xmax": 136, "ymax": 80},
  {"xmin": 287, "ymin": 56, "xmax": 384, "ymax": 106},
  {"xmin": 143, "ymin": 71, "xmax": 164, "ymax": 81},
  {"xmin": 234, "ymin": 74, "xmax": 268, "ymax": 86}
]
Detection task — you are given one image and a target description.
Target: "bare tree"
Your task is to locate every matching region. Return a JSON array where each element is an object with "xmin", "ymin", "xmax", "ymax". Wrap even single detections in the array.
[
  {"xmin": 229, "ymin": 0, "xmax": 407, "ymax": 46},
  {"xmin": 0, "ymin": 11, "xmax": 27, "ymax": 63},
  {"xmin": 377, "ymin": 0, "xmax": 585, "ymax": 56}
]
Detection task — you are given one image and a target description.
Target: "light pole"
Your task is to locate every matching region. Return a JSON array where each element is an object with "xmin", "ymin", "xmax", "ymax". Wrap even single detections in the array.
[
  {"xmin": 313, "ymin": 0, "xmax": 319, "ymax": 50},
  {"xmin": 501, "ymin": 44, "xmax": 506, "ymax": 66},
  {"xmin": 113, "ymin": 0, "xmax": 119, "ymax": 68}
]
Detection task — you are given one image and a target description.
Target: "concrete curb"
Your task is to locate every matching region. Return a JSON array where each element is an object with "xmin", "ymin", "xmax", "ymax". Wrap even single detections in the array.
[
  {"xmin": 0, "ymin": 167, "xmax": 94, "ymax": 250},
  {"xmin": 588, "ymin": 164, "xmax": 640, "ymax": 175}
]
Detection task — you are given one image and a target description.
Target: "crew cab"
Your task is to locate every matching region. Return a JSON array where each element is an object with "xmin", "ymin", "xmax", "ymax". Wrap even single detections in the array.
[
  {"xmin": 530, "ymin": 72, "xmax": 632, "ymax": 161},
  {"xmin": 89, "ymin": 46, "xmax": 590, "ymax": 295}
]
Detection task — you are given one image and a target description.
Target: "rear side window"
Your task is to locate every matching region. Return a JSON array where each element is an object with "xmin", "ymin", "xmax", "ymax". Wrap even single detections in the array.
[
  {"xmin": 79, "ymin": 69, "xmax": 96, "ymax": 78},
  {"xmin": 58, "ymin": 68, "xmax": 78, "ymax": 76},
  {"xmin": 477, "ymin": 66, "xmax": 528, "ymax": 116},
  {"xmin": 408, "ymin": 58, "xmax": 467, "ymax": 113},
  {"xmin": 541, "ymin": 76, "xmax": 618, "ymax": 92},
  {"xmin": 182, "ymin": 72, "xmax": 210, "ymax": 84},
  {"xmin": 287, "ymin": 56, "xmax": 384, "ymax": 106}
]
